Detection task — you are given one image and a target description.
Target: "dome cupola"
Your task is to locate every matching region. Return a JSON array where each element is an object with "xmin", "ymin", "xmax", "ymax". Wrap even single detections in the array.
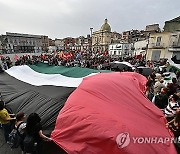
[{"xmin": 100, "ymin": 19, "xmax": 111, "ymax": 32}]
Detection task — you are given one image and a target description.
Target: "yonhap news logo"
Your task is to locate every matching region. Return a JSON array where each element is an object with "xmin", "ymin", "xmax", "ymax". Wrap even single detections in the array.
[
  {"xmin": 116, "ymin": 132, "xmax": 130, "ymax": 148},
  {"xmin": 116, "ymin": 132, "xmax": 180, "ymax": 149}
]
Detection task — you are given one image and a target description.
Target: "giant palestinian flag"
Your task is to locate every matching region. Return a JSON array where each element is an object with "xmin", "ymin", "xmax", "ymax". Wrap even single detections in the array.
[
  {"xmin": 0, "ymin": 64, "xmax": 101, "ymax": 134},
  {"xmin": 29, "ymin": 63, "xmax": 109, "ymax": 78},
  {"xmin": 0, "ymin": 64, "xmax": 177, "ymax": 153},
  {"xmin": 51, "ymin": 72, "xmax": 177, "ymax": 154}
]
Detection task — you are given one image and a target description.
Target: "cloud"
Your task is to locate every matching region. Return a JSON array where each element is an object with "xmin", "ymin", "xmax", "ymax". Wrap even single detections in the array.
[{"xmin": 0, "ymin": 0, "xmax": 179, "ymax": 39}]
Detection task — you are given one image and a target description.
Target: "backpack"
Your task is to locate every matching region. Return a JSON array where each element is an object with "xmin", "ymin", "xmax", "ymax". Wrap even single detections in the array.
[
  {"xmin": 8, "ymin": 122, "xmax": 25, "ymax": 148},
  {"xmin": 23, "ymin": 134, "xmax": 37, "ymax": 153}
]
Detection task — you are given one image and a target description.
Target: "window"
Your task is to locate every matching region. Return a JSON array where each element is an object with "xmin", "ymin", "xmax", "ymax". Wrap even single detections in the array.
[
  {"xmin": 156, "ymin": 37, "xmax": 161, "ymax": 46},
  {"xmin": 14, "ymin": 39, "xmax": 17, "ymax": 44}
]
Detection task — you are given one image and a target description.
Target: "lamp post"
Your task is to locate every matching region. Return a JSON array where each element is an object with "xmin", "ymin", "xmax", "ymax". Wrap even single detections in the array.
[
  {"xmin": 90, "ymin": 28, "xmax": 93, "ymax": 37},
  {"xmin": 90, "ymin": 28, "xmax": 93, "ymax": 52}
]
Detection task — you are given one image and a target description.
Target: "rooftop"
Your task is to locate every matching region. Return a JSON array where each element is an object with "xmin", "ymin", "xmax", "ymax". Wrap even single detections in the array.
[{"xmin": 166, "ymin": 16, "xmax": 180, "ymax": 23}]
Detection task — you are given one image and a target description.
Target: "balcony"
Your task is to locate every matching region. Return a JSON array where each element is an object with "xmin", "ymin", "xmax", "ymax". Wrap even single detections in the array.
[
  {"xmin": 168, "ymin": 40, "xmax": 180, "ymax": 51},
  {"xmin": 169, "ymin": 42, "xmax": 180, "ymax": 48},
  {"xmin": 168, "ymin": 47, "xmax": 180, "ymax": 52},
  {"xmin": 150, "ymin": 43, "xmax": 166, "ymax": 49}
]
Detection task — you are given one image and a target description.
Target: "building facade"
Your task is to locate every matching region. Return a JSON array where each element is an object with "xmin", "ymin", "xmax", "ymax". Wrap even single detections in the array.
[
  {"xmin": 121, "ymin": 29, "xmax": 147, "ymax": 43},
  {"xmin": 108, "ymin": 43, "xmax": 133, "ymax": 57},
  {"xmin": 41, "ymin": 36, "xmax": 49, "ymax": 52},
  {"xmin": 1, "ymin": 32, "xmax": 42, "ymax": 54},
  {"xmin": 134, "ymin": 40, "xmax": 148, "ymax": 56},
  {"xmin": 145, "ymin": 24, "xmax": 161, "ymax": 33},
  {"xmin": 64, "ymin": 35, "xmax": 92, "ymax": 52},
  {"xmin": 146, "ymin": 32, "xmax": 171, "ymax": 61},
  {"xmin": 168, "ymin": 32, "xmax": 180, "ymax": 60},
  {"xmin": 63, "ymin": 37, "xmax": 75, "ymax": 51},
  {"xmin": 48, "ymin": 38, "xmax": 55, "ymax": 46},
  {"xmin": 92, "ymin": 19, "xmax": 121, "ymax": 52},
  {"xmin": 55, "ymin": 38, "xmax": 64, "ymax": 51},
  {"xmin": 164, "ymin": 16, "xmax": 180, "ymax": 32}
]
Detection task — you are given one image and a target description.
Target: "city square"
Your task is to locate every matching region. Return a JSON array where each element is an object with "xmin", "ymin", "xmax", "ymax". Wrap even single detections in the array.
[{"xmin": 0, "ymin": 0, "xmax": 180, "ymax": 154}]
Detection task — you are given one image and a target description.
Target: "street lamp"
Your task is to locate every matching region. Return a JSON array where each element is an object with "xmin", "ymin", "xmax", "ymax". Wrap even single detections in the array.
[
  {"xmin": 90, "ymin": 28, "xmax": 93, "ymax": 37},
  {"xmin": 90, "ymin": 28, "xmax": 93, "ymax": 52}
]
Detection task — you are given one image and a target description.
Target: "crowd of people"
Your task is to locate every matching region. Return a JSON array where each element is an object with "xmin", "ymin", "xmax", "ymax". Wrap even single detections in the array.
[
  {"xmin": 0, "ymin": 99, "xmax": 52, "ymax": 153},
  {"xmin": 0, "ymin": 51, "xmax": 169, "ymax": 72},
  {"xmin": 0, "ymin": 51, "xmax": 179, "ymax": 153},
  {"xmin": 145, "ymin": 69, "xmax": 180, "ymax": 151}
]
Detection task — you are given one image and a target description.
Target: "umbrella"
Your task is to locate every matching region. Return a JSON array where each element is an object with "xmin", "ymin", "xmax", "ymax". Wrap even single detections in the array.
[{"xmin": 110, "ymin": 61, "xmax": 134, "ymax": 71}]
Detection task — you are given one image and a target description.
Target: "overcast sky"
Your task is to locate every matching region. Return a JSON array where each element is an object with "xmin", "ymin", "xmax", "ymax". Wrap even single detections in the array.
[{"xmin": 0, "ymin": 0, "xmax": 179, "ymax": 39}]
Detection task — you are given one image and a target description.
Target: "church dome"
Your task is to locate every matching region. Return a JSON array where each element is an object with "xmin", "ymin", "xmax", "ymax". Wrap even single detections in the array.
[{"xmin": 100, "ymin": 19, "xmax": 111, "ymax": 32}]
